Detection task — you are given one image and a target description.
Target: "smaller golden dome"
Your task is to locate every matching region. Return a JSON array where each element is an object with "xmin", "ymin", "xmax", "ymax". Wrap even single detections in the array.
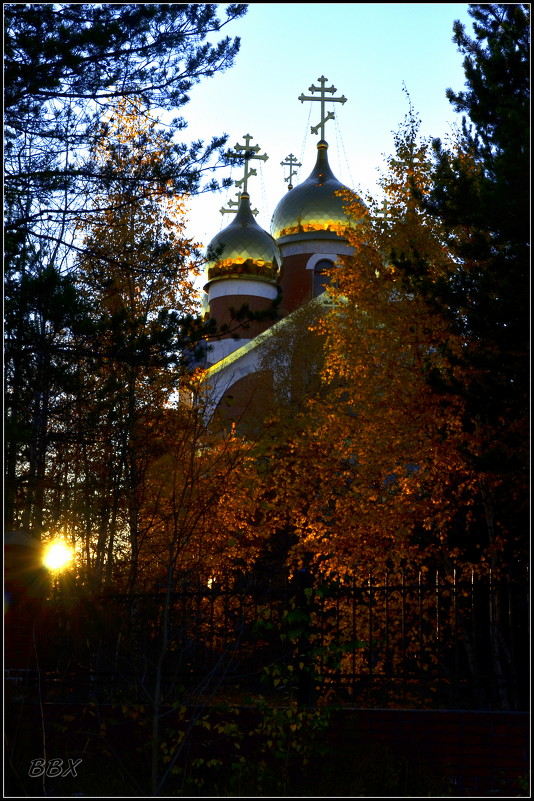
[
  {"xmin": 205, "ymin": 193, "xmax": 282, "ymax": 288},
  {"xmin": 270, "ymin": 140, "xmax": 359, "ymax": 241}
]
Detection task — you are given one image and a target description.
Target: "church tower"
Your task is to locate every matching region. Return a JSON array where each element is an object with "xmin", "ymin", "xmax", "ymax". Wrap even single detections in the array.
[
  {"xmin": 201, "ymin": 77, "xmax": 362, "ymax": 420},
  {"xmin": 203, "ymin": 135, "xmax": 282, "ymax": 366},
  {"xmin": 271, "ymin": 137, "xmax": 355, "ymax": 316}
]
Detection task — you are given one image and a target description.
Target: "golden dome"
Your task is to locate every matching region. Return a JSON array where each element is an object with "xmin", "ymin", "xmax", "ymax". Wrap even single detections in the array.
[
  {"xmin": 270, "ymin": 140, "xmax": 357, "ymax": 241},
  {"xmin": 205, "ymin": 193, "xmax": 282, "ymax": 287}
]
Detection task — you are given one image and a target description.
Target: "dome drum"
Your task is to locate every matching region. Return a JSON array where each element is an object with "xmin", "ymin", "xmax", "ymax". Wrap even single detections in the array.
[
  {"xmin": 209, "ymin": 289, "xmax": 278, "ymax": 340},
  {"xmin": 208, "ymin": 277, "xmax": 278, "ymax": 302}
]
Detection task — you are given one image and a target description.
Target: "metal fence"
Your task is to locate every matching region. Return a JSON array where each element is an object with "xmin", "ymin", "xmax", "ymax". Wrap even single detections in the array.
[{"xmin": 7, "ymin": 568, "xmax": 529, "ymax": 710}]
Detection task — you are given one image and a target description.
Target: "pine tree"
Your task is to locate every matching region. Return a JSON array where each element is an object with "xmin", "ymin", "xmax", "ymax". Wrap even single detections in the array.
[
  {"xmin": 4, "ymin": 3, "xmax": 246, "ymax": 257},
  {"xmin": 4, "ymin": 262, "xmax": 93, "ymax": 535},
  {"xmin": 398, "ymin": 4, "xmax": 530, "ymax": 567}
]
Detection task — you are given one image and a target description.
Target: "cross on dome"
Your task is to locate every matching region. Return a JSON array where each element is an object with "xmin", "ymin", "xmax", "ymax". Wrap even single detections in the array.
[
  {"xmin": 373, "ymin": 199, "xmax": 392, "ymax": 222},
  {"xmin": 280, "ymin": 153, "xmax": 302, "ymax": 190},
  {"xmin": 298, "ymin": 76, "xmax": 347, "ymax": 141},
  {"xmin": 227, "ymin": 133, "xmax": 268, "ymax": 193},
  {"xmin": 390, "ymin": 139, "xmax": 430, "ymax": 173}
]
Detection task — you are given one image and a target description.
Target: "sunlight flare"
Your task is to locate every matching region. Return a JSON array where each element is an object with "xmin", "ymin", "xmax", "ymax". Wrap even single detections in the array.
[{"xmin": 43, "ymin": 540, "xmax": 73, "ymax": 571}]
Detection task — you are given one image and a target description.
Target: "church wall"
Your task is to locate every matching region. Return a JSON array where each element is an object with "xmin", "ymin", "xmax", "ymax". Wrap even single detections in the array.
[
  {"xmin": 209, "ymin": 292, "xmax": 280, "ymax": 338},
  {"xmin": 212, "ymin": 369, "xmax": 276, "ymax": 430},
  {"xmin": 278, "ymin": 252, "xmax": 313, "ymax": 315}
]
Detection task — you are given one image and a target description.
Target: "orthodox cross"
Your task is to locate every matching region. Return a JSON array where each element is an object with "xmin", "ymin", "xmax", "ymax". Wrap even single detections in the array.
[
  {"xmin": 298, "ymin": 75, "xmax": 347, "ymax": 140},
  {"xmin": 390, "ymin": 140, "xmax": 429, "ymax": 173},
  {"xmin": 280, "ymin": 153, "xmax": 302, "ymax": 189},
  {"xmin": 373, "ymin": 199, "xmax": 392, "ymax": 222},
  {"xmin": 220, "ymin": 134, "xmax": 267, "ymax": 214}
]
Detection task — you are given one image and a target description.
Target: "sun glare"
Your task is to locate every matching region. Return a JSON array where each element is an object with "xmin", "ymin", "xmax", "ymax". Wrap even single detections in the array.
[{"xmin": 43, "ymin": 540, "xmax": 73, "ymax": 571}]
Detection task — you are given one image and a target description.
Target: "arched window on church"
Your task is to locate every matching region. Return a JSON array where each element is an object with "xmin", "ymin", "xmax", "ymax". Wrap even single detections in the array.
[{"xmin": 313, "ymin": 259, "xmax": 334, "ymax": 297}]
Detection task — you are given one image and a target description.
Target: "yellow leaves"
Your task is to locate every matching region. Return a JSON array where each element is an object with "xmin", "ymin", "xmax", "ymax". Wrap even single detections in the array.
[
  {"xmin": 279, "ymin": 179, "xmax": 485, "ymax": 572},
  {"xmin": 76, "ymin": 96, "xmax": 202, "ymax": 329}
]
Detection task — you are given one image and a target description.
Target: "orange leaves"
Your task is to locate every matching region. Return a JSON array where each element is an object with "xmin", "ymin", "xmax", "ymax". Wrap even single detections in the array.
[
  {"xmin": 134, "ymin": 410, "xmax": 266, "ymax": 588},
  {"xmin": 77, "ymin": 94, "xmax": 202, "ymax": 322},
  {"xmin": 264, "ymin": 116, "xmax": 499, "ymax": 576},
  {"xmin": 163, "ymin": 108, "xmax": 517, "ymax": 594}
]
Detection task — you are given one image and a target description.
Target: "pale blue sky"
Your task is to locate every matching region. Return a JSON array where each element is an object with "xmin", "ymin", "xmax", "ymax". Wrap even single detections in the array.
[{"xmin": 182, "ymin": 3, "xmax": 473, "ymax": 248}]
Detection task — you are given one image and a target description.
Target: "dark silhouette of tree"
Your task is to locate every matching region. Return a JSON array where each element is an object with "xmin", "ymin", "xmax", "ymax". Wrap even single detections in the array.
[
  {"xmin": 4, "ymin": 4, "xmax": 247, "ymax": 535},
  {"xmin": 394, "ymin": 4, "xmax": 530, "ymax": 568},
  {"xmin": 72, "ymin": 95, "xmax": 203, "ymax": 589},
  {"xmin": 4, "ymin": 3, "xmax": 246, "ymax": 252}
]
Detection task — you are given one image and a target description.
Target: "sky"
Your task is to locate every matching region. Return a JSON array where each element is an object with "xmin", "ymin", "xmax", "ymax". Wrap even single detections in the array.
[{"xmin": 180, "ymin": 3, "xmax": 474, "ymax": 253}]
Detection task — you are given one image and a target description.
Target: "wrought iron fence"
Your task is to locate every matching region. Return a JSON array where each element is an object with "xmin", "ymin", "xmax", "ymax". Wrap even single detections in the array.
[{"xmin": 6, "ymin": 568, "xmax": 529, "ymax": 710}]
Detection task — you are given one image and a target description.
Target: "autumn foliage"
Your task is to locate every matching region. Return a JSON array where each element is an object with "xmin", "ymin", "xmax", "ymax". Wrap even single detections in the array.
[{"xmin": 209, "ymin": 107, "xmax": 525, "ymax": 593}]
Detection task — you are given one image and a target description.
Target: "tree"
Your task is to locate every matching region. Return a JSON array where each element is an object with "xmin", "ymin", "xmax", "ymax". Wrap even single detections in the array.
[
  {"xmin": 4, "ymin": 259, "xmax": 94, "ymax": 534},
  {"xmin": 51, "ymin": 94, "xmax": 206, "ymax": 589},
  {"xmin": 398, "ymin": 4, "xmax": 530, "ymax": 567},
  {"xmin": 219, "ymin": 96, "xmax": 520, "ymax": 578},
  {"xmin": 210, "ymin": 105, "xmax": 524, "ymax": 708},
  {"xmin": 4, "ymin": 3, "xmax": 246, "ymax": 258},
  {"xmin": 4, "ymin": 4, "xmax": 247, "ymax": 536}
]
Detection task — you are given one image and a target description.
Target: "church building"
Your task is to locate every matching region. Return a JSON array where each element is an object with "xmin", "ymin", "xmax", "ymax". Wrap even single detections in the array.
[{"xmin": 201, "ymin": 77, "xmax": 361, "ymax": 423}]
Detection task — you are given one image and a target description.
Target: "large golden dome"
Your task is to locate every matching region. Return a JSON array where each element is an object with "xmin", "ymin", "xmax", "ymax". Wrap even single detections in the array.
[
  {"xmin": 205, "ymin": 192, "xmax": 282, "ymax": 288},
  {"xmin": 270, "ymin": 140, "xmax": 357, "ymax": 241}
]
